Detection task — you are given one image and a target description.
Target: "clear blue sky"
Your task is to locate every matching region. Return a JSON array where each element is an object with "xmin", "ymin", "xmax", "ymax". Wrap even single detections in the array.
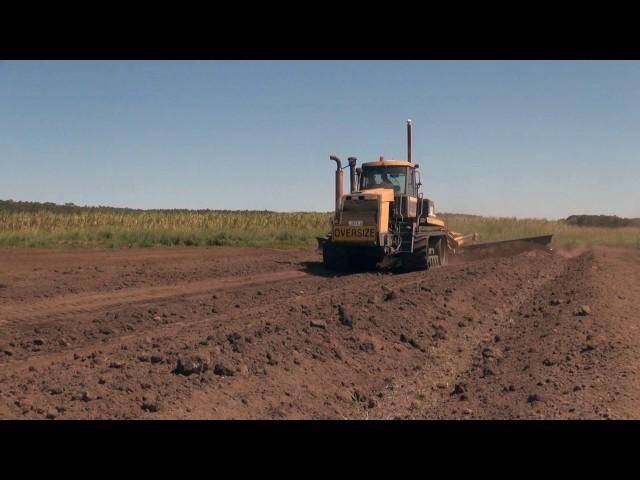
[{"xmin": 1, "ymin": 60, "xmax": 639, "ymax": 219}]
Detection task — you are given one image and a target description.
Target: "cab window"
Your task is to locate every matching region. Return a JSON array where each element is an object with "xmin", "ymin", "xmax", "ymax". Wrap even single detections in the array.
[{"xmin": 360, "ymin": 166, "xmax": 408, "ymax": 194}]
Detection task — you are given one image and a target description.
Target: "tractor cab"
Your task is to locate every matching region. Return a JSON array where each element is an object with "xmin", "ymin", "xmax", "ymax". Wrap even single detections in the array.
[
  {"xmin": 355, "ymin": 157, "xmax": 430, "ymax": 224},
  {"xmin": 359, "ymin": 158, "xmax": 418, "ymax": 197}
]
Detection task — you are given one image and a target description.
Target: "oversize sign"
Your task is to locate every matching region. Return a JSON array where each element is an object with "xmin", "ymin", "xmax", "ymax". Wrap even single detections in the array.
[{"xmin": 332, "ymin": 226, "xmax": 377, "ymax": 243}]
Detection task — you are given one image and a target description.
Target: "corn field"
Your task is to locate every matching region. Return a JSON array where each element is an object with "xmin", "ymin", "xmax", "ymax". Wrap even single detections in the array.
[
  {"xmin": 0, "ymin": 202, "xmax": 333, "ymax": 248},
  {"xmin": 1, "ymin": 200, "xmax": 638, "ymax": 249}
]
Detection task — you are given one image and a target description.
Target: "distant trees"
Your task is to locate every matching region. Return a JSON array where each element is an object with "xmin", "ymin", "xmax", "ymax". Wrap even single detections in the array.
[
  {"xmin": 565, "ymin": 215, "xmax": 640, "ymax": 228},
  {"xmin": 0, "ymin": 199, "xmax": 308, "ymax": 215},
  {"xmin": 0, "ymin": 199, "xmax": 106, "ymax": 214}
]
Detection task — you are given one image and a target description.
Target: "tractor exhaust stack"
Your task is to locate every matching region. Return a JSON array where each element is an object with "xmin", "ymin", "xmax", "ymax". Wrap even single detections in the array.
[
  {"xmin": 407, "ymin": 119, "xmax": 412, "ymax": 164},
  {"xmin": 348, "ymin": 157, "xmax": 358, "ymax": 193},
  {"xmin": 329, "ymin": 155, "xmax": 343, "ymax": 221}
]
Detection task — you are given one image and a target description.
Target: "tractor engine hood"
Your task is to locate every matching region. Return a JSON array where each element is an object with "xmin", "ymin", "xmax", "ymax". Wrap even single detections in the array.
[
  {"xmin": 339, "ymin": 188, "xmax": 394, "ymax": 235},
  {"xmin": 343, "ymin": 188, "xmax": 395, "ymax": 202}
]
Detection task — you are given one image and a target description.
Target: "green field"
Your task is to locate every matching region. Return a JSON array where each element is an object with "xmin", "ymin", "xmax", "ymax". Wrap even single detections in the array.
[{"xmin": 1, "ymin": 200, "xmax": 639, "ymax": 249}]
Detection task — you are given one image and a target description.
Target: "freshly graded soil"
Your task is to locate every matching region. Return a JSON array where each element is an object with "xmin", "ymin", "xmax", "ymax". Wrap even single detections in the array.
[{"xmin": 1, "ymin": 245, "xmax": 638, "ymax": 419}]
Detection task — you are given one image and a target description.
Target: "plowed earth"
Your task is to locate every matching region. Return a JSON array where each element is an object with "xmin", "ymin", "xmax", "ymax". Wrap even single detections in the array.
[{"xmin": 1, "ymin": 245, "xmax": 638, "ymax": 419}]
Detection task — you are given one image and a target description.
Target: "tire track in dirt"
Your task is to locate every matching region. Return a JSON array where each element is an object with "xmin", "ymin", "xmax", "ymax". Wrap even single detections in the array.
[
  {"xmin": 436, "ymin": 251, "xmax": 598, "ymax": 419},
  {"xmin": 0, "ymin": 263, "xmax": 432, "ymax": 373},
  {"xmin": 0, "ymin": 269, "xmax": 373, "ymax": 372},
  {"xmin": 0, "ymin": 260, "xmax": 385, "ymax": 368},
  {"xmin": 0, "ymin": 269, "xmax": 308, "ymax": 324},
  {"xmin": 0, "ymin": 246, "xmax": 314, "ymax": 307},
  {"xmin": 460, "ymin": 247, "xmax": 640, "ymax": 420},
  {"xmin": 371, "ymin": 247, "xmax": 640, "ymax": 420},
  {"xmin": 370, "ymin": 250, "xmax": 568, "ymax": 419}
]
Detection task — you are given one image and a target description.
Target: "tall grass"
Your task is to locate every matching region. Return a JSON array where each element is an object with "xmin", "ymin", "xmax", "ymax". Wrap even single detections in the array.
[
  {"xmin": 0, "ymin": 201, "xmax": 638, "ymax": 249},
  {"xmin": 442, "ymin": 214, "xmax": 640, "ymax": 249}
]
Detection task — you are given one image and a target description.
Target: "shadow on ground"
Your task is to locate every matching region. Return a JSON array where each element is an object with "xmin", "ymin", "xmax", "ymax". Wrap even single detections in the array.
[{"xmin": 300, "ymin": 260, "xmax": 412, "ymax": 277}]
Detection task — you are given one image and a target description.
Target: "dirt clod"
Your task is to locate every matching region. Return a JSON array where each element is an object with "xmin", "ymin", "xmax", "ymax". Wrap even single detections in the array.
[
  {"xmin": 213, "ymin": 364, "xmax": 235, "ymax": 377},
  {"xmin": 142, "ymin": 395, "xmax": 160, "ymax": 412},
  {"xmin": 337, "ymin": 305, "xmax": 353, "ymax": 328},
  {"xmin": 72, "ymin": 391, "xmax": 94, "ymax": 402},
  {"xmin": 451, "ymin": 384, "xmax": 466, "ymax": 396},
  {"xmin": 310, "ymin": 319, "xmax": 327, "ymax": 329},
  {"xmin": 527, "ymin": 394, "xmax": 542, "ymax": 403},
  {"xmin": 574, "ymin": 305, "xmax": 592, "ymax": 316},
  {"xmin": 174, "ymin": 354, "xmax": 210, "ymax": 376},
  {"xmin": 382, "ymin": 288, "xmax": 395, "ymax": 301}
]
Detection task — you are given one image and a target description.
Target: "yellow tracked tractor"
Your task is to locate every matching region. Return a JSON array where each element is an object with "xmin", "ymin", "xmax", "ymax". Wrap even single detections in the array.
[{"xmin": 318, "ymin": 120, "xmax": 552, "ymax": 271}]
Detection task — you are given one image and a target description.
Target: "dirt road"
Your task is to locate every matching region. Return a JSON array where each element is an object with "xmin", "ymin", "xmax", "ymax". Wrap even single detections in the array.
[{"xmin": 1, "ymin": 245, "xmax": 639, "ymax": 419}]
